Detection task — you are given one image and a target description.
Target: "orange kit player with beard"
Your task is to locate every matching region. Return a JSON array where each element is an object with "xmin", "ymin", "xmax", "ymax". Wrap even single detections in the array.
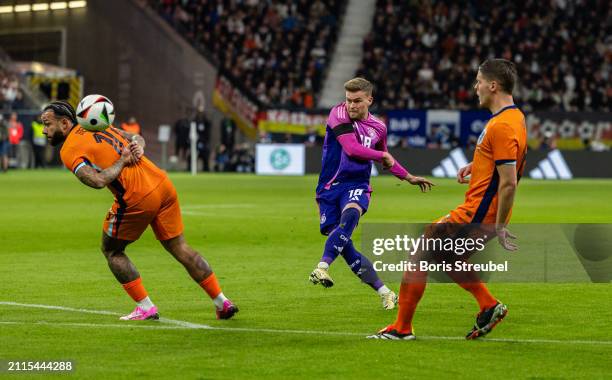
[{"xmin": 41, "ymin": 100, "xmax": 238, "ymax": 320}]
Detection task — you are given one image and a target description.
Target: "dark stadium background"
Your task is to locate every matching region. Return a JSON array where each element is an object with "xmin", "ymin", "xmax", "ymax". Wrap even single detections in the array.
[
  {"xmin": 0, "ymin": 0, "xmax": 609, "ymax": 176},
  {"xmin": 1, "ymin": 2, "xmax": 611, "ymax": 378}
]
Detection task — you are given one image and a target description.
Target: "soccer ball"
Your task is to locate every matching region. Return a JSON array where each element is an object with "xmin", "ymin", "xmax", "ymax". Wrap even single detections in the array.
[{"xmin": 76, "ymin": 94, "xmax": 115, "ymax": 131}]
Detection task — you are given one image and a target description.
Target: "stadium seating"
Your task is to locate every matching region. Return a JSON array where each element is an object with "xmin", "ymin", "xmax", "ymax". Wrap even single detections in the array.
[
  {"xmin": 357, "ymin": 0, "xmax": 610, "ymax": 111},
  {"xmin": 0, "ymin": 69, "xmax": 21, "ymax": 110},
  {"xmin": 152, "ymin": 0, "xmax": 346, "ymax": 108}
]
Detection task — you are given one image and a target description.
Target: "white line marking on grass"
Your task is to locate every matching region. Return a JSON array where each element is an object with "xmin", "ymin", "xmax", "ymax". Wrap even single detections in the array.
[
  {"xmin": 2, "ymin": 301, "xmax": 612, "ymax": 346},
  {"xmin": 0, "ymin": 321, "xmax": 188, "ymax": 330},
  {"xmin": 0, "ymin": 302, "xmax": 211, "ymax": 329},
  {"xmin": 158, "ymin": 318, "xmax": 211, "ymax": 329},
  {"xmin": 0, "ymin": 302, "xmax": 119, "ymax": 316}
]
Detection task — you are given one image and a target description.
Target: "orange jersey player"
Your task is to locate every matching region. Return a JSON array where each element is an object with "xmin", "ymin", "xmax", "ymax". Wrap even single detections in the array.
[
  {"xmin": 41, "ymin": 100, "xmax": 238, "ymax": 320},
  {"xmin": 451, "ymin": 102, "xmax": 527, "ymax": 225},
  {"xmin": 370, "ymin": 59, "xmax": 526, "ymax": 341}
]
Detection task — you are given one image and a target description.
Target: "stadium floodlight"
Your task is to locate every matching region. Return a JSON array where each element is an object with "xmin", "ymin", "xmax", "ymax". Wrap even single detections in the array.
[
  {"xmin": 14, "ymin": 4, "xmax": 32, "ymax": 12},
  {"xmin": 0, "ymin": 5, "xmax": 13, "ymax": 13},
  {"xmin": 50, "ymin": 2, "xmax": 68, "ymax": 10},
  {"xmin": 32, "ymin": 3, "xmax": 51, "ymax": 11},
  {"xmin": 68, "ymin": 1, "xmax": 86, "ymax": 8}
]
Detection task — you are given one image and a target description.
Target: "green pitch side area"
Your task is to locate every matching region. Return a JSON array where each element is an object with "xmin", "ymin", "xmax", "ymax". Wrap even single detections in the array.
[{"xmin": 1, "ymin": 171, "xmax": 610, "ymax": 379}]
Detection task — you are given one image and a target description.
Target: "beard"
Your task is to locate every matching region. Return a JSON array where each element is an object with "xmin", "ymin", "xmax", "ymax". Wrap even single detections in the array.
[{"xmin": 49, "ymin": 132, "xmax": 66, "ymax": 146}]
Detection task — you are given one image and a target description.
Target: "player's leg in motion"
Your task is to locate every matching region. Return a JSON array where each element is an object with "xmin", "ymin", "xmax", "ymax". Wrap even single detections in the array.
[
  {"xmin": 101, "ymin": 234, "xmax": 159, "ymax": 320},
  {"xmin": 161, "ymin": 234, "xmax": 238, "ymax": 319},
  {"xmin": 390, "ymin": 253, "xmax": 503, "ymax": 339},
  {"xmin": 341, "ymin": 239, "xmax": 397, "ymax": 309},
  {"xmin": 311, "ymin": 204, "xmax": 397, "ymax": 309},
  {"xmin": 372, "ymin": 224, "xmax": 504, "ymax": 339}
]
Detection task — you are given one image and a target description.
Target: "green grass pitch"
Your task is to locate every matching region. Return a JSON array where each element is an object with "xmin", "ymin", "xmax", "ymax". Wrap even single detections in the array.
[{"xmin": 1, "ymin": 171, "xmax": 611, "ymax": 379}]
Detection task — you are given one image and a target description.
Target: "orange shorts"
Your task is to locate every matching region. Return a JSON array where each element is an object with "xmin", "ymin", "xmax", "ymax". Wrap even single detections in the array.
[
  {"xmin": 433, "ymin": 204, "xmax": 497, "ymax": 225},
  {"xmin": 103, "ymin": 177, "xmax": 184, "ymax": 241},
  {"xmin": 433, "ymin": 210, "xmax": 470, "ymax": 224},
  {"xmin": 427, "ymin": 205, "xmax": 496, "ymax": 243}
]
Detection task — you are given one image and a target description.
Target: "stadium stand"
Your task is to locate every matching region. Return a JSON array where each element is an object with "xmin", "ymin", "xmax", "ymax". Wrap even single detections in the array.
[
  {"xmin": 0, "ymin": 69, "xmax": 22, "ymax": 111},
  {"xmin": 152, "ymin": 0, "xmax": 346, "ymax": 108},
  {"xmin": 357, "ymin": 0, "xmax": 611, "ymax": 112}
]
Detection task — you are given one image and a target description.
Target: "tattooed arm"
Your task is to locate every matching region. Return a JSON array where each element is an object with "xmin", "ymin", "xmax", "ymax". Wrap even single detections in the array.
[{"xmin": 74, "ymin": 146, "xmax": 136, "ymax": 189}]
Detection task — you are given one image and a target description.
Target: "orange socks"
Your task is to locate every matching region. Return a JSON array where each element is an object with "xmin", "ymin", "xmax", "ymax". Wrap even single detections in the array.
[
  {"xmin": 199, "ymin": 273, "xmax": 222, "ymax": 299},
  {"xmin": 122, "ymin": 277, "xmax": 148, "ymax": 302},
  {"xmin": 393, "ymin": 281, "xmax": 426, "ymax": 334},
  {"xmin": 458, "ymin": 282, "xmax": 497, "ymax": 311},
  {"xmin": 392, "ymin": 280, "xmax": 497, "ymax": 333}
]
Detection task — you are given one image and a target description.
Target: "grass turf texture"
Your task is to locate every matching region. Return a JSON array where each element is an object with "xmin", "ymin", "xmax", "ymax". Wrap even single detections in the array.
[{"xmin": 1, "ymin": 171, "xmax": 611, "ymax": 379}]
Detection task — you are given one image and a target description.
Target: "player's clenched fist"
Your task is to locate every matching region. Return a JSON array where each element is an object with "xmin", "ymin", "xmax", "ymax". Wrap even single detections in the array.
[
  {"xmin": 121, "ymin": 145, "xmax": 139, "ymax": 165},
  {"xmin": 457, "ymin": 162, "xmax": 472, "ymax": 184},
  {"xmin": 128, "ymin": 141, "xmax": 144, "ymax": 160}
]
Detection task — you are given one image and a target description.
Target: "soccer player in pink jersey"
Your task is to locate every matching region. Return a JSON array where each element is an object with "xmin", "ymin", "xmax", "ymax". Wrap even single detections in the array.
[{"xmin": 310, "ymin": 78, "xmax": 434, "ymax": 309}]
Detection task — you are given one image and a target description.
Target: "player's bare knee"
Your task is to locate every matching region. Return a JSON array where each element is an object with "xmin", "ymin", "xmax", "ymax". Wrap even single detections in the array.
[
  {"xmin": 101, "ymin": 246, "xmax": 124, "ymax": 261},
  {"xmin": 161, "ymin": 236, "xmax": 186, "ymax": 254},
  {"xmin": 100, "ymin": 245, "xmax": 114, "ymax": 259},
  {"xmin": 101, "ymin": 234, "xmax": 131, "ymax": 260},
  {"xmin": 342, "ymin": 203, "xmax": 363, "ymax": 215}
]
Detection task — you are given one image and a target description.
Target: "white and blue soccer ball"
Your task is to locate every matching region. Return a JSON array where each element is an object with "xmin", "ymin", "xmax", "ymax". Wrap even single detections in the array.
[{"xmin": 76, "ymin": 94, "xmax": 115, "ymax": 131}]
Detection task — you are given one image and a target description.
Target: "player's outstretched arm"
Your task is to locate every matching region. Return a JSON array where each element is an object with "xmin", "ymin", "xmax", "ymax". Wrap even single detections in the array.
[
  {"xmin": 495, "ymin": 163, "xmax": 518, "ymax": 251},
  {"xmin": 376, "ymin": 132, "xmax": 408, "ymax": 176},
  {"xmin": 380, "ymin": 150, "xmax": 434, "ymax": 192},
  {"xmin": 375, "ymin": 134, "xmax": 434, "ymax": 191},
  {"xmin": 74, "ymin": 146, "xmax": 137, "ymax": 189},
  {"xmin": 335, "ymin": 132, "xmax": 385, "ymax": 162},
  {"xmin": 404, "ymin": 173, "xmax": 435, "ymax": 192}
]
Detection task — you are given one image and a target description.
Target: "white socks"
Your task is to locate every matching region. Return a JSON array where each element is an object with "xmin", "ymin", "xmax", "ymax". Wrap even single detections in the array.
[
  {"xmin": 213, "ymin": 293, "xmax": 228, "ymax": 309},
  {"xmin": 317, "ymin": 262, "xmax": 330, "ymax": 270},
  {"xmin": 138, "ymin": 295, "xmax": 227, "ymax": 310},
  {"xmin": 137, "ymin": 296, "xmax": 155, "ymax": 311},
  {"xmin": 376, "ymin": 285, "xmax": 391, "ymax": 296}
]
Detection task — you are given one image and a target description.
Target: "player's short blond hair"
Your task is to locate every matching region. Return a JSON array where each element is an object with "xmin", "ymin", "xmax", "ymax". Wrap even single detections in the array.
[{"xmin": 344, "ymin": 78, "xmax": 374, "ymax": 95}]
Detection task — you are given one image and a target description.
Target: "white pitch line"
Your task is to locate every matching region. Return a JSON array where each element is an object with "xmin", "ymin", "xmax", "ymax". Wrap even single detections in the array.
[
  {"xmin": 158, "ymin": 317, "xmax": 211, "ymax": 329},
  {"xmin": 0, "ymin": 321, "xmax": 187, "ymax": 330},
  {"xmin": 0, "ymin": 301, "xmax": 120, "ymax": 316},
  {"xmin": 2, "ymin": 301, "xmax": 612, "ymax": 346},
  {"xmin": 0, "ymin": 301, "xmax": 211, "ymax": 330}
]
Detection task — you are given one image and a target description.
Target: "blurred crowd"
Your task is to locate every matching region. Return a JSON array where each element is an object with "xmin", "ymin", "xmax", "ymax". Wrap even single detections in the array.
[
  {"xmin": 358, "ymin": 0, "xmax": 611, "ymax": 111},
  {"xmin": 174, "ymin": 110, "xmax": 255, "ymax": 172},
  {"xmin": 257, "ymin": 127, "xmax": 322, "ymax": 146},
  {"xmin": 0, "ymin": 111, "xmax": 46, "ymax": 172},
  {"xmin": 0, "ymin": 104, "xmax": 256, "ymax": 173},
  {"xmin": 0, "ymin": 69, "xmax": 25, "ymax": 111},
  {"xmin": 0, "ymin": 111, "xmax": 146, "ymax": 173},
  {"xmin": 153, "ymin": 0, "xmax": 345, "ymax": 108}
]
